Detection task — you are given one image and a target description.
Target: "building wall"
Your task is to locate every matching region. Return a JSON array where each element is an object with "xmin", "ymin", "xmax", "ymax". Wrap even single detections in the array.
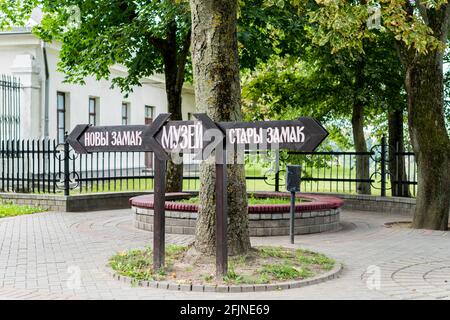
[{"xmin": 0, "ymin": 33, "xmax": 196, "ymax": 142}]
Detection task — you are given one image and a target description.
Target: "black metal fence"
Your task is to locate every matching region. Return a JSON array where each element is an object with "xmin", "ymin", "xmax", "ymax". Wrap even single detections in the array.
[
  {"xmin": 0, "ymin": 75, "xmax": 21, "ymax": 141},
  {"xmin": 0, "ymin": 136, "xmax": 417, "ymax": 197}
]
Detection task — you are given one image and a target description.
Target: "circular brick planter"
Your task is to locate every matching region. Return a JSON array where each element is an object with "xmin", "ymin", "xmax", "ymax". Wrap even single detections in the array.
[
  {"xmin": 108, "ymin": 262, "xmax": 343, "ymax": 292},
  {"xmin": 130, "ymin": 192, "xmax": 344, "ymax": 236}
]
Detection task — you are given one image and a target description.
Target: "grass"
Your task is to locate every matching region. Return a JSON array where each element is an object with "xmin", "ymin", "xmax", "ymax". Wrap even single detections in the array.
[
  {"xmin": 66, "ymin": 162, "xmax": 414, "ymax": 197},
  {"xmin": 0, "ymin": 201, "xmax": 47, "ymax": 218},
  {"xmin": 109, "ymin": 245, "xmax": 335, "ymax": 286},
  {"xmin": 260, "ymin": 263, "xmax": 313, "ymax": 280},
  {"xmin": 109, "ymin": 245, "xmax": 188, "ymax": 282},
  {"xmin": 174, "ymin": 196, "xmax": 298, "ymax": 205}
]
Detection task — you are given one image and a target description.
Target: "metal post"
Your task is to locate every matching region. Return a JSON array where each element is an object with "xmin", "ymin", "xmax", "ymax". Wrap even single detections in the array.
[
  {"xmin": 381, "ymin": 135, "xmax": 386, "ymax": 197},
  {"xmin": 275, "ymin": 151, "xmax": 280, "ymax": 192},
  {"xmin": 290, "ymin": 190, "xmax": 295, "ymax": 244},
  {"xmin": 216, "ymin": 145, "xmax": 228, "ymax": 277},
  {"xmin": 63, "ymin": 132, "xmax": 70, "ymax": 196},
  {"xmin": 153, "ymin": 158, "xmax": 166, "ymax": 270}
]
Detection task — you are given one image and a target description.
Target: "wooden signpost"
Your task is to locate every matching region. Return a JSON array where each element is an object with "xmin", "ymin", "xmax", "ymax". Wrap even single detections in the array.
[{"xmin": 68, "ymin": 113, "xmax": 328, "ymax": 276}]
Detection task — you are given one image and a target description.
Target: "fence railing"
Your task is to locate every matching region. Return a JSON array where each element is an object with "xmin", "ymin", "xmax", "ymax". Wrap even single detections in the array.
[
  {"xmin": 0, "ymin": 75, "xmax": 21, "ymax": 141},
  {"xmin": 0, "ymin": 136, "xmax": 418, "ymax": 197}
]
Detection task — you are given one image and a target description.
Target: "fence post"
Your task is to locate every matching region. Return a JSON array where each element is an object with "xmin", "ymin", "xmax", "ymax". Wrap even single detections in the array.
[
  {"xmin": 64, "ymin": 132, "xmax": 70, "ymax": 196},
  {"xmin": 381, "ymin": 135, "xmax": 386, "ymax": 197},
  {"xmin": 275, "ymin": 151, "xmax": 280, "ymax": 192}
]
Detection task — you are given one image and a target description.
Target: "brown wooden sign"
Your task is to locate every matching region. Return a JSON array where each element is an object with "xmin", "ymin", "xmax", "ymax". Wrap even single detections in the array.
[
  {"xmin": 67, "ymin": 113, "xmax": 328, "ymax": 276},
  {"xmin": 68, "ymin": 114, "xmax": 328, "ymax": 156}
]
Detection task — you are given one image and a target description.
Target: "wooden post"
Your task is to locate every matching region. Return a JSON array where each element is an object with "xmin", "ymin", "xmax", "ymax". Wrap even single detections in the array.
[
  {"xmin": 216, "ymin": 146, "xmax": 228, "ymax": 277},
  {"xmin": 153, "ymin": 158, "xmax": 166, "ymax": 270}
]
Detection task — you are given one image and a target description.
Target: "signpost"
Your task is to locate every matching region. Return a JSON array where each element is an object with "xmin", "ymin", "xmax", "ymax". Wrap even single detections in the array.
[{"xmin": 68, "ymin": 113, "xmax": 328, "ymax": 276}]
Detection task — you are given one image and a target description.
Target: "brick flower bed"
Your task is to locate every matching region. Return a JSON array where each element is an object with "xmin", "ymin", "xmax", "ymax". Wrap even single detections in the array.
[{"xmin": 130, "ymin": 192, "xmax": 344, "ymax": 236}]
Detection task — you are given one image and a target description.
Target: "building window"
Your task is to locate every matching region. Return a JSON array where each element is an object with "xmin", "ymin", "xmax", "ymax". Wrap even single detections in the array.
[
  {"xmin": 89, "ymin": 97, "xmax": 98, "ymax": 125},
  {"xmin": 57, "ymin": 92, "xmax": 66, "ymax": 144},
  {"xmin": 122, "ymin": 103, "xmax": 129, "ymax": 125},
  {"xmin": 145, "ymin": 105, "xmax": 154, "ymax": 124}
]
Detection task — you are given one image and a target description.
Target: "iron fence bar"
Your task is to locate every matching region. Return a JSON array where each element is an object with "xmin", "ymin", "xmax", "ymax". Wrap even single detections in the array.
[
  {"xmin": 381, "ymin": 135, "xmax": 387, "ymax": 197},
  {"xmin": 37, "ymin": 140, "xmax": 41, "ymax": 193},
  {"xmin": 52, "ymin": 140, "xmax": 56, "ymax": 193},
  {"xmin": 1, "ymin": 140, "xmax": 4, "ymax": 192},
  {"xmin": 63, "ymin": 134, "xmax": 70, "ymax": 196}
]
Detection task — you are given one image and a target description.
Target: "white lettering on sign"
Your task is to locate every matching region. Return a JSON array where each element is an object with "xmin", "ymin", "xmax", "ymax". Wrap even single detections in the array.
[
  {"xmin": 228, "ymin": 128, "xmax": 264, "ymax": 144},
  {"xmin": 84, "ymin": 132, "xmax": 109, "ymax": 147},
  {"xmin": 84, "ymin": 130, "xmax": 142, "ymax": 147},
  {"xmin": 161, "ymin": 123, "xmax": 203, "ymax": 150},
  {"xmin": 266, "ymin": 126, "xmax": 305, "ymax": 144},
  {"xmin": 227, "ymin": 126, "xmax": 305, "ymax": 145}
]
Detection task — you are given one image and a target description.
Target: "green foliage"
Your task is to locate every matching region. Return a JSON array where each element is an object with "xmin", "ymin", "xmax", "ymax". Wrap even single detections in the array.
[
  {"xmin": 0, "ymin": 201, "xmax": 47, "ymax": 218},
  {"xmin": 298, "ymin": 0, "xmax": 445, "ymax": 54},
  {"xmin": 296, "ymin": 249, "xmax": 335, "ymax": 270},
  {"xmin": 109, "ymin": 245, "xmax": 187, "ymax": 281},
  {"xmin": 110, "ymin": 245, "xmax": 333, "ymax": 285},
  {"xmin": 174, "ymin": 196, "xmax": 295, "ymax": 205},
  {"xmin": 258, "ymin": 246, "xmax": 293, "ymax": 259},
  {"xmin": 238, "ymin": 0, "xmax": 307, "ymax": 70},
  {"xmin": 260, "ymin": 263, "xmax": 313, "ymax": 280},
  {"xmin": 39, "ymin": 0, "xmax": 190, "ymax": 93}
]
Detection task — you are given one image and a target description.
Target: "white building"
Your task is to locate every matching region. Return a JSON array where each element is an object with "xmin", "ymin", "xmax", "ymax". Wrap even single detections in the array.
[{"xmin": 0, "ymin": 27, "xmax": 196, "ymax": 144}]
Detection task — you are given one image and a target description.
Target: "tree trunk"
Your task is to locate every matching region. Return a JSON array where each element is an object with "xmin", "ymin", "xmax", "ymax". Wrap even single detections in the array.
[
  {"xmin": 388, "ymin": 109, "xmax": 411, "ymax": 197},
  {"xmin": 190, "ymin": 0, "xmax": 250, "ymax": 255},
  {"xmin": 164, "ymin": 67, "xmax": 183, "ymax": 192},
  {"xmin": 352, "ymin": 102, "xmax": 371, "ymax": 194},
  {"xmin": 162, "ymin": 24, "xmax": 190, "ymax": 193},
  {"xmin": 402, "ymin": 50, "xmax": 450, "ymax": 230},
  {"xmin": 352, "ymin": 55, "xmax": 371, "ymax": 195}
]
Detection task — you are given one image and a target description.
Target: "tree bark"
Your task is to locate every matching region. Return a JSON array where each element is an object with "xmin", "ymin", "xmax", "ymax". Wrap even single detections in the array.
[
  {"xmin": 352, "ymin": 56, "xmax": 371, "ymax": 195},
  {"xmin": 352, "ymin": 102, "xmax": 371, "ymax": 194},
  {"xmin": 190, "ymin": 0, "xmax": 251, "ymax": 255},
  {"xmin": 402, "ymin": 51, "xmax": 450, "ymax": 230},
  {"xmin": 388, "ymin": 109, "xmax": 411, "ymax": 197},
  {"xmin": 396, "ymin": 2, "xmax": 450, "ymax": 230},
  {"xmin": 162, "ymin": 24, "xmax": 191, "ymax": 192}
]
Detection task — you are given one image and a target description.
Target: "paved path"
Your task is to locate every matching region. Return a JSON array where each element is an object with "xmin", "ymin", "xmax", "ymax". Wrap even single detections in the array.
[{"xmin": 0, "ymin": 208, "xmax": 449, "ymax": 300}]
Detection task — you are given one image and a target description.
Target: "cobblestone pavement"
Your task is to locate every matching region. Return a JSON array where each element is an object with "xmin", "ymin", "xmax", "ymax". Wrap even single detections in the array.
[{"xmin": 0, "ymin": 208, "xmax": 449, "ymax": 300}]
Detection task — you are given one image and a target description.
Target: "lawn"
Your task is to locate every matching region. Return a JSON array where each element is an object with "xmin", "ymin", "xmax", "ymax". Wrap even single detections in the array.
[
  {"xmin": 0, "ymin": 202, "xmax": 47, "ymax": 218},
  {"xmin": 174, "ymin": 195, "xmax": 300, "ymax": 205},
  {"xmin": 58, "ymin": 160, "xmax": 416, "ymax": 197}
]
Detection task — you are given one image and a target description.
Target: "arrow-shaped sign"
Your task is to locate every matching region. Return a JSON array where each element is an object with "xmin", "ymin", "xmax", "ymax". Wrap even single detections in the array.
[
  {"xmin": 67, "ymin": 114, "xmax": 329, "ymax": 157},
  {"xmin": 66, "ymin": 114, "xmax": 171, "ymax": 160}
]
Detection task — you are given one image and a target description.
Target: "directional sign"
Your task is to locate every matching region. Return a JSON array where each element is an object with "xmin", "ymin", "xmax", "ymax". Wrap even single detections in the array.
[
  {"xmin": 68, "ymin": 114, "xmax": 328, "ymax": 160},
  {"xmin": 154, "ymin": 116, "xmax": 328, "ymax": 153},
  {"xmin": 67, "ymin": 114, "xmax": 328, "ymax": 160},
  {"xmin": 67, "ymin": 114, "xmax": 171, "ymax": 160}
]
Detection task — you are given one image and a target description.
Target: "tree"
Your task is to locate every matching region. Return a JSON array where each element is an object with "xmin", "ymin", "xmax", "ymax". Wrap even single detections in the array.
[
  {"xmin": 242, "ymin": 28, "xmax": 410, "ymax": 195},
  {"xmin": 303, "ymin": 0, "xmax": 450, "ymax": 229},
  {"xmin": 190, "ymin": 0, "xmax": 251, "ymax": 255},
  {"xmin": 1, "ymin": 0, "xmax": 191, "ymax": 192}
]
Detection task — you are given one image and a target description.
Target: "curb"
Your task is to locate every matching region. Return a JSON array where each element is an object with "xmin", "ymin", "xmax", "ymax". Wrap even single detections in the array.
[{"xmin": 108, "ymin": 262, "xmax": 343, "ymax": 293}]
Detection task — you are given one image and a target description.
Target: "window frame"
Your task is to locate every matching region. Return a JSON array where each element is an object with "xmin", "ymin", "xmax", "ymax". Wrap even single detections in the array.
[
  {"xmin": 145, "ymin": 105, "xmax": 155, "ymax": 123},
  {"xmin": 57, "ymin": 92, "xmax": 66, "ymax": 144},
  {"xmin": 122, "ymin": 102, "xmax": 129, "ymax": 125},
  {"xmin": 89, "ymin": 97, "xmax": 97, "ymax": 126}
]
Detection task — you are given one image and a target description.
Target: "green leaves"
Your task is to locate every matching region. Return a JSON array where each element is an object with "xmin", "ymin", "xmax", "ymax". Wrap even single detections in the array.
[{"xmin": 294, "ymin": 0, "xmax": 448, "ymax": 55}]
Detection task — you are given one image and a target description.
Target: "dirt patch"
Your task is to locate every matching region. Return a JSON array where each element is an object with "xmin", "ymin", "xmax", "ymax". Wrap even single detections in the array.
[{"xmin": 109, "ymin": 245, "xmax": 335, "ymax": 286}]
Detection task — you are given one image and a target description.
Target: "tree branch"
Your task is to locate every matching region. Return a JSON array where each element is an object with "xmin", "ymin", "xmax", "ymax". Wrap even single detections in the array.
[
  {"xmin": 176, "ymin": 28, "xmax": 192, "ymax": 92},
  {"xmin": 148, "ymin": 36, "xmax": 168, "ymax": 53}
]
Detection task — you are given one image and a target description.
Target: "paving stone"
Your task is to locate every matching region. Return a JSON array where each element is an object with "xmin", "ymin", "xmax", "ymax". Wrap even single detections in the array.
[{"xmin": 1, "ymin": 208, "xmax": 450, "ymax": 300}]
